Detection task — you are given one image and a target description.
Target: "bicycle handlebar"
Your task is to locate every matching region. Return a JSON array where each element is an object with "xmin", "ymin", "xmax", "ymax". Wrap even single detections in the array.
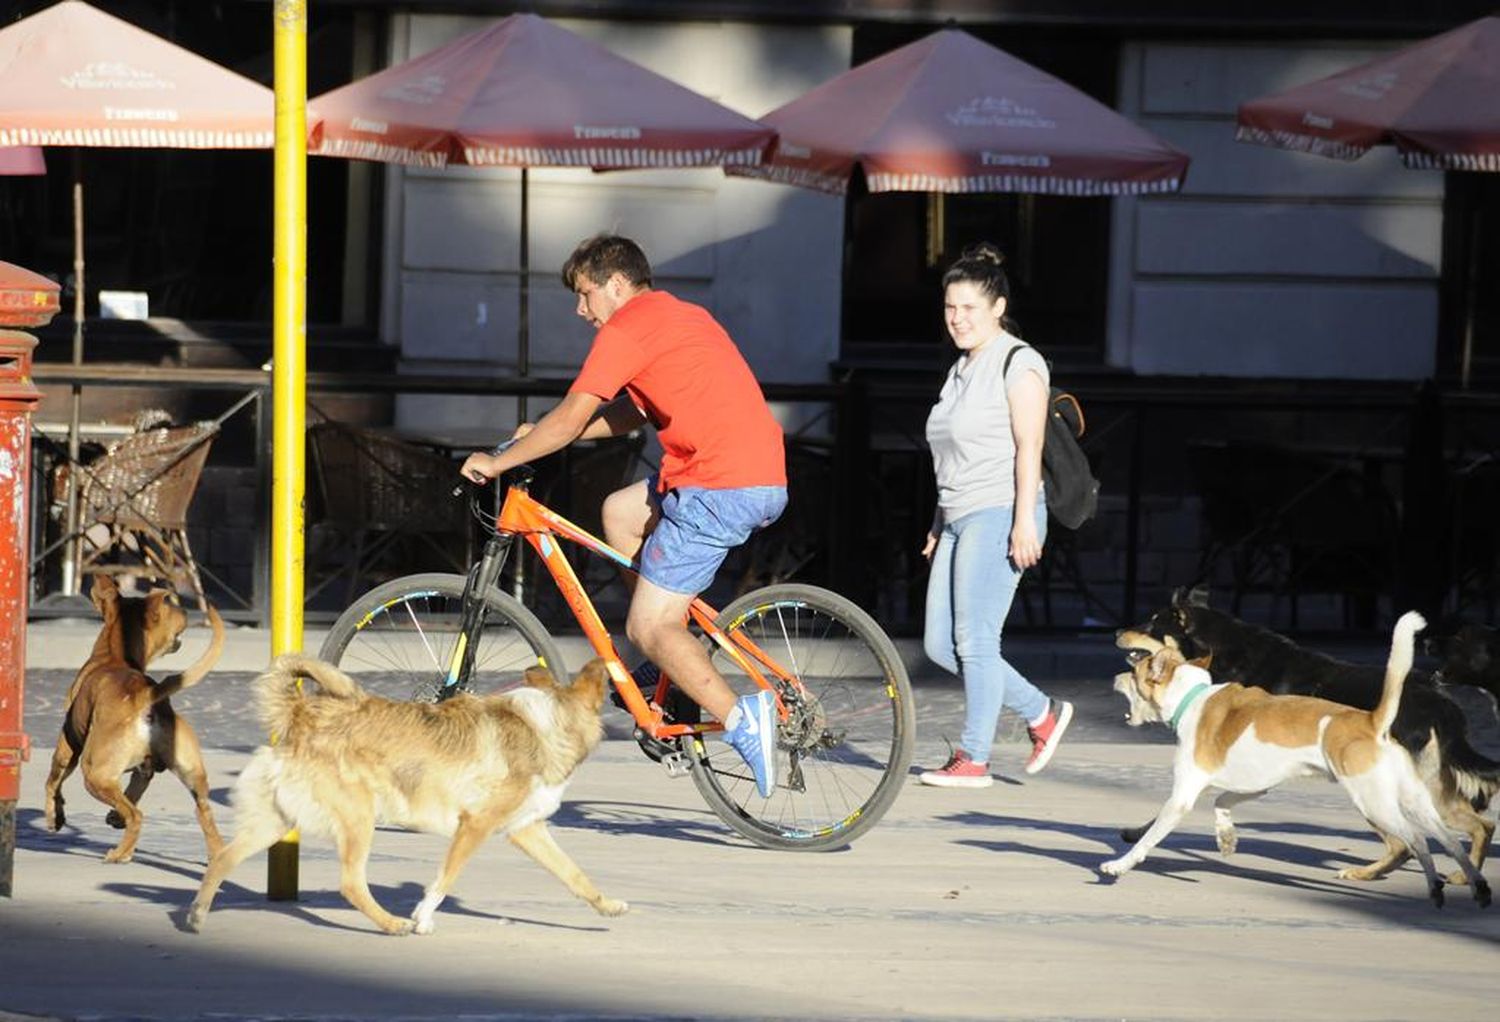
[{"xmin": 450, "ymin": 437, "xmax": 521, "ymax": 500}]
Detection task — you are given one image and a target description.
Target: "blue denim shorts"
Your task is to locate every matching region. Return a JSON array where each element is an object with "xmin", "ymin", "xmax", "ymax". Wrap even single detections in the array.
[{"xmin": 639, "ymin": 477, "xmax": 788, "ymax": 595}]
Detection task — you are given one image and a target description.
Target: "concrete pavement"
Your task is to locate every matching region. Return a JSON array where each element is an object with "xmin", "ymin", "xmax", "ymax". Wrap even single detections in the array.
[{"xmin": 5, "ymin": 619, "xmax": 1498, "ymax": 1021}]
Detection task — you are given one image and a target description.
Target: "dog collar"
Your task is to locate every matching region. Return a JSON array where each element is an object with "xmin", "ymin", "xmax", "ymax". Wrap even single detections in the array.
[{"xmin": 1168, "ymin": 683, "xmax": 1211, "ymax": 733}]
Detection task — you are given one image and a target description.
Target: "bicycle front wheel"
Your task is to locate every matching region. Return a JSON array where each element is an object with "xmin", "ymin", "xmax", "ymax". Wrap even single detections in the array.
[
  {"xmin": 319, "ymin": 572, "xmax": 566, "ymax": 702},
  {"xmin": 686, "ymin": 583, "xmax": 915, "ymax": 851}
]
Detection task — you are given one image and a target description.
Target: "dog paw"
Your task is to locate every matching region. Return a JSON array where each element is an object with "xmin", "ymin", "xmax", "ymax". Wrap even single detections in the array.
[
  {"xmin": 1474, "ymin": 880, "xmax": 1491, "ymax": 909},
  {"xmin": 103, "ymin": 846, "xmax": 134, "ymax": 864},
  {"xmin": 1336, "ymin": 867, "xmax": 1377, "ymax": 882},
  {"xmin": 182, "ymin": 906, "xmax": 206, "ymax": 933},
  {"xmin": 1215, "ymin": 829, "xmax": 1237, "ymax": 857},
  {"xmin": 593, "ymin": 897, "xmax": 630, "ymax": 917},
  {"xmin": 44, "ymin": 812, "xmax": 63, "ymax": 832},
  {"xmin": 1429, "ymin": 881, "xmax": 1446, "ymax": 909},
  {"xmin": 1099, "ymin": 858, "xmax": 1130, "ymax": 878},
  {"xmin": 380, "ymin": 919, "xmax": 417, "ymax": 936}
]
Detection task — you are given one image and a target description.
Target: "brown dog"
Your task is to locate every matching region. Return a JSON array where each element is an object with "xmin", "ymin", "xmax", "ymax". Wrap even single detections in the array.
[
  {"xmin": 186, "ymin": 654, "xmax": 627, "ymax": 936},
  {"xmin": 43, "ymin": 576, "xmax": 226, "ymax": 863}
]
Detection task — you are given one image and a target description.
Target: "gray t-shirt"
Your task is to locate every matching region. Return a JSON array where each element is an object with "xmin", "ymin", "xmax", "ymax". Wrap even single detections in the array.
[{"xmin": 925, "ymin": 334, "xmax": 1048, "ymax": 524}]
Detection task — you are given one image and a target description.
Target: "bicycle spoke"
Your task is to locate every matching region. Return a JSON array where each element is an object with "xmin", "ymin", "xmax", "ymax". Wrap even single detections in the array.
[
  {"xmin": 319, "ymin": 575, "xmax": 566, "ymax": 704},
  {"xmin": 692, "ymin": 584, "xmax": 914, "ymax": 850}
]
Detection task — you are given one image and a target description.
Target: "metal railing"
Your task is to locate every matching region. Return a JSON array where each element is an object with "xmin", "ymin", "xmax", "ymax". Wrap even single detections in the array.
[{"xmin": 28, "ymin": 361, "xmax": 1500, "ymax": 635}]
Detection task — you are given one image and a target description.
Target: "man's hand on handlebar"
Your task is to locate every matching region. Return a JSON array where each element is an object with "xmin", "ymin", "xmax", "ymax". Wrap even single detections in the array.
[{"xmin": 459, "ymin": 427, "xmax": 530, "ymax": 485}]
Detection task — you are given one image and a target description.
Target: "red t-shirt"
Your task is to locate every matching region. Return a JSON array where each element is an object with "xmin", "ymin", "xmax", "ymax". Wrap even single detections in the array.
[{"xmin": 570, "ymin": 290, "xmax": 785, "ymax": 493}]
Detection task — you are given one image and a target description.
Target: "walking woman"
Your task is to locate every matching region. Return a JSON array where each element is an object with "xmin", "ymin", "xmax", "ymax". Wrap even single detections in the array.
[{"xmin": 918, "ymin": 242, "xmax": 1072, "ymax": 788}]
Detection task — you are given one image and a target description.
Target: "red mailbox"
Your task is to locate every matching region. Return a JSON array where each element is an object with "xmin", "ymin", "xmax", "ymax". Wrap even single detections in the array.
[{"xmin": 0, "ymin": 260, "xmax": 58, "ymax": 897}]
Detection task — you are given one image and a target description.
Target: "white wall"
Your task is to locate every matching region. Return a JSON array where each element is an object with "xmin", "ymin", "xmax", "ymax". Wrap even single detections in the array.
[
  {"xmin": 1108, "ymin": 40, "xmax": 1443, "ymax": 380},
  {"xmin": 378, "ymin": 14, "xmax": 851, "ymax": 435}
]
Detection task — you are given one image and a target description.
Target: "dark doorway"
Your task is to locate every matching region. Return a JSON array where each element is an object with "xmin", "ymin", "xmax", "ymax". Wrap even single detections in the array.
[
  {"xmin": 1441, "ymin": 170, "xmax": 1500, "ymax": 387},
  {"xmin": 840, "ymin": 23, "xmax": 1118, "ymax": 363}
]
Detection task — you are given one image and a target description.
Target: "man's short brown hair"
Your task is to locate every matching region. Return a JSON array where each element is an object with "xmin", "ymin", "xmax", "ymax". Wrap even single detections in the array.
[{"xmin": 561, "ymin": 234, "xmax": 653, "ymax": 291}]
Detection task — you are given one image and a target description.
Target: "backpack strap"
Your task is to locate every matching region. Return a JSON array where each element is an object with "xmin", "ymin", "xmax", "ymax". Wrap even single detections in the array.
[{"xmin": 1001, "ymin": 342, "xmax": 1031, "ymax": 379}]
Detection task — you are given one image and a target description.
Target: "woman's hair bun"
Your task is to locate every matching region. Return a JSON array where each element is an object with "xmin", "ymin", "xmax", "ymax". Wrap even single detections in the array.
[{"xmin": 960, "ymin": 242, "xmax": 1005, "ymax": 267}]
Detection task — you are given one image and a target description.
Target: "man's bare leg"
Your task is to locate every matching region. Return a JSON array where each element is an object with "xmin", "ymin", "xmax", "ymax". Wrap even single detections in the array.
[
  {"xmin": 625, "ymin": 578, "xmax": 736, "ymax": 720},
  {"xmin": 601, "ymin": 479, "xmax": 656, "ymax": 571}
]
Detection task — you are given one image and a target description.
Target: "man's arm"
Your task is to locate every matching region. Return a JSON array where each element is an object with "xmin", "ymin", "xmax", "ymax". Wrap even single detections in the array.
[
  {"xmin": 461, "ymin": 391, "xmax": 604, "ymax": 482},
  {"xmin": 578, "ymin": 394, "xmax": 648, "ymax": 440}
]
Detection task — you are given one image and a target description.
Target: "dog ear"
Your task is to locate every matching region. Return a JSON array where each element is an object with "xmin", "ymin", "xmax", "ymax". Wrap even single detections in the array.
[
  {"xmin": 569, "ymin": 659, "xmax": 610, "ymax": 709},
  {"xmin": 521, "ymin": 665, "xmax": 558, "ymax": 690},
  {"xmin": 1147, "ymin": 648, "xmax": 1180, "ymax": 685},
  {"xmin": 89, "ymin": 574, "xmax": 120, "ymax": 614},
  {"xmin": 1189, "ymin": 653, "xmax": 1213, "ymax": 670},
  {"xmin": 1185, "ymin": 584, "xmax": 1210, "ymax": 608}
]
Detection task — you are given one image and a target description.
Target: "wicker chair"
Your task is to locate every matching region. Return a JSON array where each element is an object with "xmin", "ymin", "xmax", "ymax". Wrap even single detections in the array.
[
  {"xmin": 72, "ymin": 421, "xmax": 219, "ymax": 610},
  {"xmin": 307, "ymin": 422, "xmax": 471, "ymax": 604}
]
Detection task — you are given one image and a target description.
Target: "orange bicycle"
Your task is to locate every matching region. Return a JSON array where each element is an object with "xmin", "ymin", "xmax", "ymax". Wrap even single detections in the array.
[{"xmin": 319, "ymin": 451, "xmax": 915, "ymax": 851}]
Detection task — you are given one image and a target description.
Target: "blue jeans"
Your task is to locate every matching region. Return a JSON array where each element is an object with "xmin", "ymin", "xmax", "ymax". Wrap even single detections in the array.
[{"xmin": 924, "ymin": 503, "xmax": 1049, "ymax": 762}]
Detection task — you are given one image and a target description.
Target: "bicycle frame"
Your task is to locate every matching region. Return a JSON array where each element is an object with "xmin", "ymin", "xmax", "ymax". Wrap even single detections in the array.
[{"xmin": 448, "ymin": 473, "xmax": 796, "ymax": 742}]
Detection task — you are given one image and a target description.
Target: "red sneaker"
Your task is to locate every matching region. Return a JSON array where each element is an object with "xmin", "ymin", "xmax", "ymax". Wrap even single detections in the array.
[
  {"xmin": 1024, "ymin": 699, "xmax": 1074, "ymax": 775},
  {"xmin": 918, "ymin": 749, "xmax": 993, "ymax": 788}
]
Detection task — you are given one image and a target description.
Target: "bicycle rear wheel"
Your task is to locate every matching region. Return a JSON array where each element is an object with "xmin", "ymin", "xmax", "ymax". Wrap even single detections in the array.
[
  {"xmin": 685, "ymin": 583, "xmax": 915, "ymax": 851},
  {"xmin": 319, "ymin": 572, "xmax": 566, "ymax": 702}
]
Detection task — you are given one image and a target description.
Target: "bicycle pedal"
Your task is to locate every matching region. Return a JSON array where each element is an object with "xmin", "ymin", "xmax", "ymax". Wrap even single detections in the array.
[
  {"xmin": 660, "ymin": 751, "xmax": 692, "ymax": 778},
  {"xmin": 632, "ymin": 727, "xmax": 682, "ymax": 768}
]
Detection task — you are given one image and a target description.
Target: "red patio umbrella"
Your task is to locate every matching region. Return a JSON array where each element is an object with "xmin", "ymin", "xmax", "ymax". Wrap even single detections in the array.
[
  {"xmin": 730, "ymin": 27, "xmax": 1187, "ymax": 196},
  {"xmin": 0, "ymin": 0, "xmax": 284, "ymax": 599},
  {"xmin": 1236, "ymin": 17, "xmax": 1500, "ymax": 388},
  {"xmin": 1235, "ymin": 16, "xmax": 1500, "ymax": 170},
  {"xmin": 310, "ymin": 12, "xmax": 776, "ymax": 387}
]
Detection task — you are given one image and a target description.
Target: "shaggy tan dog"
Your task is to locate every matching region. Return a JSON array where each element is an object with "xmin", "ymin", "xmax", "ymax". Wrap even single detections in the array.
[
  {"xmin": 43, "ymin": 576, "xmax": 225, "ymax": 863},
  {"xmin": 186, "ymin": 654, "xmax": 627, "ymax": 935}
]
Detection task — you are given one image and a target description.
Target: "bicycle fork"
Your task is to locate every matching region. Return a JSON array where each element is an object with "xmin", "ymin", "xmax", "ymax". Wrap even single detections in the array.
[{"xmin": 441, "ymin": 531, "xmax": 517, "ymax": 700}]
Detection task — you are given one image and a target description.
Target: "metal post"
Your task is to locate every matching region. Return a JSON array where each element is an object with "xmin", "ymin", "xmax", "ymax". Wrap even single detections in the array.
[
  {"xmin": 0, "ymin": 264, "xmax": 59, "ymax": 897},
  {"xmin": 266, "ymin": 0, "xmax": 308, "ymax": 901},
  {"xmin": 59, "ymin": 156, "xmax": 85, "ymax": 596}
]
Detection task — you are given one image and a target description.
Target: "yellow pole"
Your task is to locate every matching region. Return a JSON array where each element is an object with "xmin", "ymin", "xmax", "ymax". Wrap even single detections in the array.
[{"xmin": 267, "ymin": 0, "xmax": 308, "ymax": 901}]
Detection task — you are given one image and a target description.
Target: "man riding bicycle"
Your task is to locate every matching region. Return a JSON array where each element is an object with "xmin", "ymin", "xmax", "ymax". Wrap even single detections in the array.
[{"xmin": 462, "ymin": 234, "xmax": 787, "ymax": 798}]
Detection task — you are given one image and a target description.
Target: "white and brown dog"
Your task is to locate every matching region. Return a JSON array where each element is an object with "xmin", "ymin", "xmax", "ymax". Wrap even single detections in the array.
[
  {"xmin": 186, "ymin": 654, "xmax": 626, "ymax": 935},
  {"xmin": 1104, "ymin": 611, "xmax": 1490, "ymax": 907}
]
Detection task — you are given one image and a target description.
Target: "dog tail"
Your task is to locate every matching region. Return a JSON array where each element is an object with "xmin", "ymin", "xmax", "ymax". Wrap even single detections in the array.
[
  {"xmin": 1374, "ymin": 611, "xmax": 1425, "ymax": 740},
  {"xmin": 253, "ymin": 653, "xmax": 364, "ymax": 737},
  {"xmin": 151, "ymin": 604, "xmax": 225, "ymax": 703}
]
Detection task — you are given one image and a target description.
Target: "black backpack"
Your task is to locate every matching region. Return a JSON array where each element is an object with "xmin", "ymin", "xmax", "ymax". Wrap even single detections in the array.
[{"xmin": 1002, "ymin": 343, "xmax": 1100, "ymax": 530}]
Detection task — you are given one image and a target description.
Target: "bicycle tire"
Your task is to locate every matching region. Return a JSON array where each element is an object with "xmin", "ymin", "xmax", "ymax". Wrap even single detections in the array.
[
  {"xmin": 319, "ymin": 572, "xmax": 567, "ymax": 702},
  {"xmin": 684, "ymin": 583, "xmax": 915, "ymax": 851}
]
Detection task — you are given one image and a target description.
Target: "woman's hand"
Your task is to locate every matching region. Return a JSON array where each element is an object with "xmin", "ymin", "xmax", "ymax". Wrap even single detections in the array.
[
  {"xmin": 921, "ymin": 531, "xmax": 939, "ymax": 561},
  {"xmin": 1009, "ymin": 516, "xmax": 1043, "ymax": 570}
]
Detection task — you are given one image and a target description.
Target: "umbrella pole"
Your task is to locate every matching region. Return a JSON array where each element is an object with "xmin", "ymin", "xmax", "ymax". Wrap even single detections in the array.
[
  {"xmin": 1460, "ymin": 215, "xmax": 1480, "ymax": 390},
  {"xmin": 59, "ymin": 151, "xmax": 85, "ymax": 597},
  {"xmin": 512, "ymin": 166, "xmax": 530, "ymax": 604},
  {"xmin": 517, "ymin": 166, "xmax": 529, "ymax": 423}
]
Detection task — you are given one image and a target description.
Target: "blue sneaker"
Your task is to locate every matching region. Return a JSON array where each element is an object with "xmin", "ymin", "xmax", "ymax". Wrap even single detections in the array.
[{"xmin": 722, "ymin": 690, "xmax": 777, "ymax": 798}]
